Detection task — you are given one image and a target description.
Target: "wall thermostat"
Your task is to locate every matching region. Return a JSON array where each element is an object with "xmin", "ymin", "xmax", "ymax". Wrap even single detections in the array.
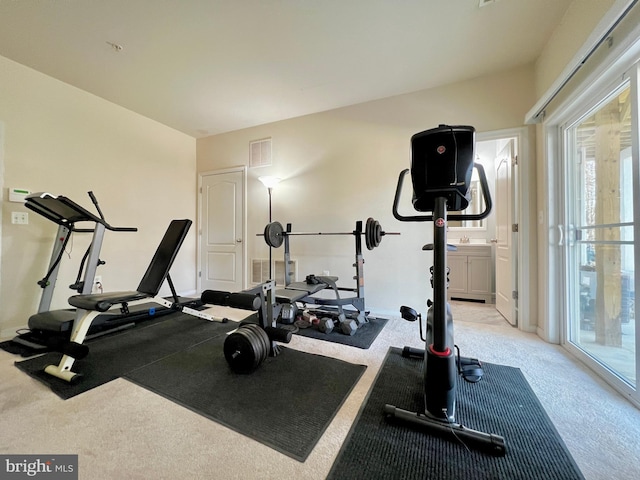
[{"xmin": 9, "ymin": 188, "xmax": 31, "ymax": 203}]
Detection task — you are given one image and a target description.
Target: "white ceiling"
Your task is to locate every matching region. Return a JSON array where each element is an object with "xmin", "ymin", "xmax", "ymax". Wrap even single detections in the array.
[{"xmin": 0, "ymin": 0, "xmax": 573, "ymax": 138}]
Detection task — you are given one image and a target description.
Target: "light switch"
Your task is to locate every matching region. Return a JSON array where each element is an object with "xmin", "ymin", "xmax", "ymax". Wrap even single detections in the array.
[{"xmin": 11, "ymin": 212, "xmax": 29, "ymax": 224}]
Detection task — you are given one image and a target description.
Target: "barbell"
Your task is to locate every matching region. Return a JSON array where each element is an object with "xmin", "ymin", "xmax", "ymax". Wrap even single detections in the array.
[{"xmin": 262, "ymin": 217, "xmax": 399, "ymax": 251}]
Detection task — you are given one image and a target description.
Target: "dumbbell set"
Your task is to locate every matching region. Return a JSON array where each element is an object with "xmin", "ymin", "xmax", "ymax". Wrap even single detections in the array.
[
  {"xmin": 284, "ymin": 308, "xmax": 362, "ymax": 336},
  {"xmin": 316, "ymin": 316, "xmax": 359, "ymax": 336},
  {"xmin": 277, "ymin": 300, "xmax": 362, "ymax": 335}
]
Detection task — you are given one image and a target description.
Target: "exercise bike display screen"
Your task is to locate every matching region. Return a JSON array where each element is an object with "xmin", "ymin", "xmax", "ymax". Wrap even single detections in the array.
[{"xmin": 410, "ymin": 124, "xmax": 475, "ymax": 213}]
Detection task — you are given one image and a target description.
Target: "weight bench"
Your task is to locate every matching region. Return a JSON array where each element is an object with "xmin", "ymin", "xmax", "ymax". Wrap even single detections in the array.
[
  {"xmin": 275, "ymin": 276, "xmax": 339, "ymax": 304},
  {"xmin": 44, "ymin": 219, "xmax": 227, "ymax": 383},
  {"xmin": 275, "ymin": 274, "xmax": 367, "ymax": 329},
  {"xmin": 264, "ymin": 222, "xmax": 374, "ymax": 326}
]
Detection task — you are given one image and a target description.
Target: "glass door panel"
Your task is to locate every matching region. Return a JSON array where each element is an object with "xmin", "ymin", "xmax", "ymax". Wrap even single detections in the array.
[{"xmin": 566, "ymin": 83, "xmax": 636, "ymax": 387}]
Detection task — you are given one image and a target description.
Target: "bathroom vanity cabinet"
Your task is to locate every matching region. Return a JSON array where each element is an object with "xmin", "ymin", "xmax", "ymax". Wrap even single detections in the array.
[{"xmin": 447, "ymin": 243, "xmax": 494, "ymax": 303}]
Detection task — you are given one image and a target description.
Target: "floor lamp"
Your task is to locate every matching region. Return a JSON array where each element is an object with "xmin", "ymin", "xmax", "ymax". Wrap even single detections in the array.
[{"xmin": 258, "ymin": 176, "xmax": 281, "ymax": 280}]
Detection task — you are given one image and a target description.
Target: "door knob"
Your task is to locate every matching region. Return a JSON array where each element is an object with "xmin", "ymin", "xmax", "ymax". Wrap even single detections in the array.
[{"xmin": 236, "ymin": 238, "xmax": 242, "ymax": 243}]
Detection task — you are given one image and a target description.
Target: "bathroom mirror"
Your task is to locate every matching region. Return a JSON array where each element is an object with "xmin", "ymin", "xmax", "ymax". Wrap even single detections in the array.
[{"xmin": 448, "ymin": 175, "xmax": 486, "ymax": 230}]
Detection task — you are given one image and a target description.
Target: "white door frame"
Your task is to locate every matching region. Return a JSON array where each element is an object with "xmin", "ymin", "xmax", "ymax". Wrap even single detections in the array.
[
  {"xmin": 197, "ymin": 165, "xmax": 247, "ymax": 293},
  {"xmin": 477, "ymin": 127, "xmax": 534, "ymax": 332}
]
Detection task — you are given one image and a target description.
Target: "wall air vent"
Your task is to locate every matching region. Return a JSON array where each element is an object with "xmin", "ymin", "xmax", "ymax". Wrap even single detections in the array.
[
  {"xmin": 249, "ymin": 138, "xmax": 272, "ymax": 168},
  {"xmin": 251, "ymin": 258, "xmax": 296, "ymax": 286}
]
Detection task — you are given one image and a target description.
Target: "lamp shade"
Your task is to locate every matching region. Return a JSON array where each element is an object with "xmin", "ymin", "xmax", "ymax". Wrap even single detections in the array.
[{"xmin": 258, "ymin": 176, "xmax": 281, "ymax": 189}]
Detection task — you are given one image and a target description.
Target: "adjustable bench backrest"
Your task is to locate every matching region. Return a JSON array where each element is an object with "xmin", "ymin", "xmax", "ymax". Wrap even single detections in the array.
[
  {"xmin": 68, "ymin": 219, "xmax": 192, "ymax": 312},
  {"xmin": 47, "ymin": 219, "xmax": 197, "ymax": 383},
  {"xmin": 137, "ymin": 219, "xmax": 192, "ymax": 296}
]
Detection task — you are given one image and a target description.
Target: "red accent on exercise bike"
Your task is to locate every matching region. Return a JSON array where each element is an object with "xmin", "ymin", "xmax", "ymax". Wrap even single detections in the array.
[{"xmin": 428, "ymin": 344, "xmax": 451, "ymax": 357}]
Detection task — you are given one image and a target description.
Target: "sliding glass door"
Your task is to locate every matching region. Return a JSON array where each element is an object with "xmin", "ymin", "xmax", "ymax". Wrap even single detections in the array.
[{"xmin": 562, "ymin": 69, "xmax": 639, "ymax": 398}]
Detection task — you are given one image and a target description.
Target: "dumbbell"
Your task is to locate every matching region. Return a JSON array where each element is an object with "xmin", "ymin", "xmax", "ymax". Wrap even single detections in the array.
[
  {"xmin": 316, "ymin": 315, "xmax": 357, "ymax": 335},
  {"xmin": 339, "ymin": 319, "xmax": 358, "ymax": 336},
  {"xmin": 279, "ymin": 303, "xmax": 298, "ymax": 325},
  {"xmin": 318, "ymin": 317, "xmax": 334, "ymax": 334}
]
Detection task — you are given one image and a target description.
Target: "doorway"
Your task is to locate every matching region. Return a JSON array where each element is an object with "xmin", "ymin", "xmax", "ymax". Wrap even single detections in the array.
[
  {"xmin": 474, "ymin": 131, "xmax": 522, "ymax": 327},
  {"xmin": 198, "ymin": 167, "xmax": 246, "ymax": 293}
]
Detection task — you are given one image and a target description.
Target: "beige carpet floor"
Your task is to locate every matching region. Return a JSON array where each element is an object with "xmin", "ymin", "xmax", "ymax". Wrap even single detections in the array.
[{"xmin": 1, "ymin": 301, "xmax": 639, "ymax": 479}]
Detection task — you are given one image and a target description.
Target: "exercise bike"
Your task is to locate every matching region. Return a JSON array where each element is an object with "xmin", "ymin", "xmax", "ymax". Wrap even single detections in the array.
[{"xmin": 385, "ymin": 124, "xmax": 506, "ymax": 456}]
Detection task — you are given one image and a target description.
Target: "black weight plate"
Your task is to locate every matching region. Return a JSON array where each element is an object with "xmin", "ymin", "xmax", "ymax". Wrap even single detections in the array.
[
  {"xmin": 223, "ymin": 331, "xmax": 254, "ymax": 373},
  {"xmin": 365, "ymin": 217, "xmax": 374, "ymax": 250},
  {"xmin": 365, "ymin": 217, "xmax": 380, "ymax": 250},
  {"xmin": 231, "ymin": 328, "xmax": 260, "ymax": 372},
  {"xmin": 239, "ymin": 326, "xmax": 267, "ymax": 368},
  {"xmin": 250, "ymin": 326, "xmax": 269, "ymax": 364},
  {"xmin": 246, "ymin": 326, "xmax": 268, "ymax": 367},
  {"xmin": 264, "ymin": 221, "xmax": 284, "ymax": 248},
  {"xmin": 224, "ymin": 328, "xmax": 262, "ymax": 373},
  {"xmin": 374, "ymin": 221, "xmax": 382, "ymax": 247},
  {"xmin": 244, "ymin": 324, "xmax": 270, "ymax": 362}
]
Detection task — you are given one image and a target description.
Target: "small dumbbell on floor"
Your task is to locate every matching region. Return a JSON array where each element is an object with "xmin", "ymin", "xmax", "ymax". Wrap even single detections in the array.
[
  {"xmin": 339, "ymin": 319, "xmax": 358, "ymax": 336},
  {"xmin": 316, "ymin": 316, "xmax": 357, "ymax": 336},
  {"xmin": 318, "ymin": 317, "xmax": 334, "ymax": 333}
]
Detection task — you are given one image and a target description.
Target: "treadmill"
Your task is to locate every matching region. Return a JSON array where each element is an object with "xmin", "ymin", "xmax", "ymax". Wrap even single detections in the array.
[{"xmin": 12, "ymin": 192, "xmax": 197, "ymax": 352}]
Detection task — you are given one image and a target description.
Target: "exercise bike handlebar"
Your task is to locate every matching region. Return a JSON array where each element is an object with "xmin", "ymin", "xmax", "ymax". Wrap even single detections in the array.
[{"xmin": 392, "ymin": 164, "xmax": 492, "ymax": 223}]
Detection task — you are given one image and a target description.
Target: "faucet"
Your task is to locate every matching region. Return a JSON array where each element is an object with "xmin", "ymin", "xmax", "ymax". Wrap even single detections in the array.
[{"xmin": 460, "ymin": 235, "xmax": 470, "ymax": 244}]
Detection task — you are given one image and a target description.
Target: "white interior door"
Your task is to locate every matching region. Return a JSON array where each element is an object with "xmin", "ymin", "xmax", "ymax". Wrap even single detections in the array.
[
  {"xmin": 495, "ymin": 140, "xmax": 517, "ymax": 325},
  {"xmin": 199, "ymin": 170, "xmax": 244, "ymax": 292}
]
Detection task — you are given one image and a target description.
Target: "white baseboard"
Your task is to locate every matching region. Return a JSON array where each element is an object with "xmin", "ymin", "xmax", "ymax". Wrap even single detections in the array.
[{"xmin": 178, "ymin": 290, "xmax": 198, "ymax": 297}]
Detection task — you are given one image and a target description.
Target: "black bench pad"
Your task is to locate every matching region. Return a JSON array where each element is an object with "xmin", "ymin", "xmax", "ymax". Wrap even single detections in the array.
[
  {"xmin": 68, "ymin": 291, "xmax": 150, "ymax": 312},
  {"xmin": 275, "ymin": 276, "xmax": 339, "ymax": 304}
]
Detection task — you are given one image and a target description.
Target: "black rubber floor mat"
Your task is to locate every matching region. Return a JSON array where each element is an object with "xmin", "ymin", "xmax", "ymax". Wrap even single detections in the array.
[
  {"xmin": 328, "ymin": 347, "xmax": 584, "ymax": 480},
  {"xmin": 286, "ymin": 316, "xmax": 388, "ymax": 349},
  {"xmin": 15, "ymin": 313, "xmax": 236, "ymax": 399},
  {"xmin": 125, "ymin": 336, "xmax": 367, "ymax": 462}
]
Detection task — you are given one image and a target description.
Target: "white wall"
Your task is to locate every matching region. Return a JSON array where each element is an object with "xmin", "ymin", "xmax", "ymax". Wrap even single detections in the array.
[
  {"xmin": 197, "ymin": 64, "xmax": 536, "ymax": 317},
  {"xmin": 0, "ymin": 55, "xmax": 197, "ymax": 337},
  {"xmin": 533, "ymin": 0, "xmax": 616, "ymax": 97},
  {"xmin": 0, "ymin": 0, "xmax": 616, "ymax": 339}
]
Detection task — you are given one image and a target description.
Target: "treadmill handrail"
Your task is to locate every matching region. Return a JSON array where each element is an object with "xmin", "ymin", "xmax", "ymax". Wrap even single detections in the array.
[{"xmin": 25, "ymin": 192, "xmax": 137, "ymax": 232}]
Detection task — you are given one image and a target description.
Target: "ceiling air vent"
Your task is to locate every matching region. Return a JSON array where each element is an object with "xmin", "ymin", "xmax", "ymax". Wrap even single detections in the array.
[{"xmin": 249, "ymin": 138, "xmax": 272, "ymax": 168}]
